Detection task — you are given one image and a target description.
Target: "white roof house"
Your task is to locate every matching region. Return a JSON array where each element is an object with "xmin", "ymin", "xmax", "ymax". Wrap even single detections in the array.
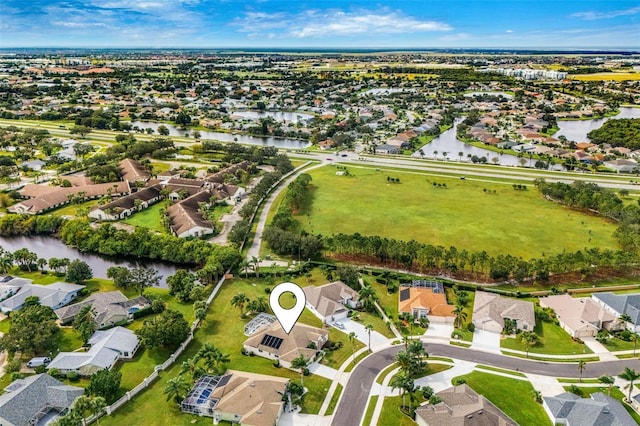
[
  {"xmin": 47, "ymin": 326, "xmax": 140, "ymax": 376},
  {"xmin": 0, "ymin": 282, "xmax": 84, "ymax": 313},
  {"xmin": 540, "ymin": 294, "xmax": 618, "ymax": 338}
]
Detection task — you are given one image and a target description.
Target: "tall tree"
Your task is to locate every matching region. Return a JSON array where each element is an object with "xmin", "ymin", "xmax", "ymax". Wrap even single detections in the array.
[
  {"xmin": 73, "ymin": 304, "xmax": 96, "ymax": 346},
  {"xmin": 619, "ymin": 367, "xmax": 640, "ymax": 402},
  {"xmin": 164, "ymin": 375, "xmax": 191, "ymax": 405},
  {"xmin": 136, "ymin": 309, "xmax": 189, "ymax": 349},
  {"xmin": 291, "ymin": 354, "xmax": 310, "ymax": 387},
  {"xmin": 86, "ymin": 369, "xmax": 122, "ymax": 404},
  {"xmin": 365, "ymin": 323, "xmax": 374, "ymax": 352},
  {"xmin": 577, "ymin": 360, "xmax": 586, "ymax": 383},
  {"xmin": 358, "ymin": 284, "xmax": 378, "ymax": 312},
  {"xmin": 520, "ymin": 331, "xmax": 539, "ymax": 358},
  {"xmin": 348, "ymin": 331, "xmax": 357, "ymax": 361},
  {"xmin": 66, "ymin": 259, "xmax": 93, "ymax": 284},
  {"xmin": 390, "ymin": 371, "xmax": 414, "ymax": 410},
  {"xmin": 231, "ymin": 293, "xmax": 250, "ymax": 318},
  {"xmin": 130, "ymin": 267, "xmax": 161, "ymax": 295},
  {"xmin": 598, "ymin": 375, "xmax": 615, "ymax": 395}
]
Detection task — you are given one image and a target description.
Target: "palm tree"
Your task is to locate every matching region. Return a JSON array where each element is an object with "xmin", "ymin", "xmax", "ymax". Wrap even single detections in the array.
[
  {"xmin": 164, "ymin": 376, "xmax": 192, "ymax": 405},
  {"xmin": 433, "ymin": 150, "xmax": 438, "ymax": 160},
  {"xmin": 620, "ymin": 313, "xmax": 632, "ymax": 330},
  {"xmin": 620, "ymin": 367, "xmax": 640, "ymax": 402},
  {"xmin": 250, "ymin": 256, "xmax": 261, "ymax": 278},
  {"xmin": 365, "ymin": 323, "xmax": 374, "ymax": 352},
  {"xmin": 238, "ymin": 259, "xmax": 250, "ymax": 278},
  {"xmin": 390, "ymin": 371, "xmax": 414, "ymax": 410},
  {"xmin": 291, "ymin": 354, "xmax": 310, "ymax": 387},
  {"xmin": 231, "ymin": 293, "xmax": 250, "ymax": 317},
  {"xmin": 72, "ymin": 395, "xmax": 92, "ymax": 426},
  {"xmin": 358, "ymin": 284, "xmax": 378, "ymax": 312},
  {"xmin": 520, "ymin": 331, "xmax": 539, "ymax": 358},
  {"xmin": 179, "ymin": 358, "xmax": 204, "ymax": 381},
  {"xmin": 452, "ymin": 304, "xmax": 467, "ymax": 329},
  {"xmin": 598, "ymin": 375, "xmax": 615, "ymax": 395},
  {"xmin": 89, "ymin": 396, "xmax": 107, "ymax": 425},
  {"xmin": 577, "ymin": 360, "xmax": 586, "ymax": 383},
  {"xmin": 348, "ymin": 331, "xmax": 357, "ymax": 361}
]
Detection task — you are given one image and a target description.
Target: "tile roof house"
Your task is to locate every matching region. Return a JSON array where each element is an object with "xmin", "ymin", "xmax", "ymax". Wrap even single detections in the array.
[
  {"xmin": 181, "ymin": 371, "xmax": 288, "ymax": 426},
  {"xmin": 472, "ymin": 291, "xmax": 535, "ymax": 334},
  {"xmin": 54, "ymin": 290, "xmax": 150, "ymax": 329},
  {"xmin": 415, "ymin": 384, "xmax": 517, "ymax": 426},
  {"xmin": 47, "ymin": 326, "xmax": 140, "ymax": 376},
  {"xmin": 398, "ymin": 286, "xmax": 455, "ymax": 324},
  {"xmin": 88, "ymin": 184, "xmax": 163, "ymax": 221},
  {"xmin": 540, "ymin": 294, "xmax": 619, "ymax": 338},
  {"xmin": 167, "ymin": 190, "xmax": 216, "ymax": 238},
  {"xmin": 0, "ymin": 282, "xmax": 84, "ymax": 313},
  {"xmin": 592, "ymin": 292, "xmax": 640, "ymax": 333},
  {"xmin": 118, "ymin": 158, "xmax": 150, "ymax": 184},
  {"xmin": 0, "ymin": 374, "xmax": 84, "ymax": 426},
  {"xmin": 243, "ymin": 322, "xmax": 328, "ymax": 368},
  {"xmin": 303, "ymin": 281, "xmax": 361, "ymax": 322},
  {"xmin": 543, "ymin": 392, "xmax": 636, "ymax": 426}
]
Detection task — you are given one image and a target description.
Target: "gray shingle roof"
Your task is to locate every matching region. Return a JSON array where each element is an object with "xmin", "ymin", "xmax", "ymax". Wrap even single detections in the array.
[
  {"xmin": 0, "ymin": 282, "xmax": 83, "ymax": 312},
  {"xmin": 0, "ymin": 374, "xmax": 83, "ymax": 426},
  {"xmin": 544, "ymin": 392, "xmax": 636, "ymax": 426},
  {"xmin": 593, "ymin": 292, "xmax": 640, "ymax": 325}
]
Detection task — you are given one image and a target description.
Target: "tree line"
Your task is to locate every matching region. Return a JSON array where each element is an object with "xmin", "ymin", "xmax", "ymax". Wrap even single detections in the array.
[{"xmin": 587, "ymin": 118, "xmax": 640, "ymax": 150}]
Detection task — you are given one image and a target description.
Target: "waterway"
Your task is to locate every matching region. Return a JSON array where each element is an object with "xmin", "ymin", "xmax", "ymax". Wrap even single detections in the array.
[
  {"xmin": 128, "ymin": 121, "xmax": 310, "ymax": 149},
  {"xmin": 412, "ymin": 119, "xmax": 539, "ymax": 168},
  {"xmin": 554, "ymin": 107, "xmax": 640, "ymax": 142},
  {"xmin": 0, "ymin": 236, "xmax": 178, "ymax": 288}
]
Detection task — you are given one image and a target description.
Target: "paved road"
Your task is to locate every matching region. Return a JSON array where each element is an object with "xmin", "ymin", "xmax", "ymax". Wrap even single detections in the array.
[{"xmin": 331, "ymin": 343, "xmax": 640, "ymax": 426}]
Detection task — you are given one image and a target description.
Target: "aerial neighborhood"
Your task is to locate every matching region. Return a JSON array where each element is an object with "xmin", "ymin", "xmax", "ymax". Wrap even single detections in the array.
[{"xmin": 0, "ymin": 31, "xmax": 640, "ymax": 426}]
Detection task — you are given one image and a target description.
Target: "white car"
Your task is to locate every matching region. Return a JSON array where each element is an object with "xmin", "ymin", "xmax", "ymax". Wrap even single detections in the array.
[{"xmin": 334, "ymin": 322, "xmax": 345, "ymax": 330}]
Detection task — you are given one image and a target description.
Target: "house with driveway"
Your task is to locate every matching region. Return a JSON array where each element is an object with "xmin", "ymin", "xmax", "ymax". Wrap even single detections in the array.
[
  {"xmin": 472, "ymin": 291, "xmax": 535, "ymax": 334},
  {"xmin": 181, "ymin": 371, "xmax": 288, "ymax": 426},
  {"xmin": 0, "ymin": 373, "xmax": 84, "ymax": 426},
  {"xmin": 592, "ymin": 292, "xmax": 640, "ymax": 333},
  {"xmin": 398, "ymin": 280, "xmax": 455, "ymax": 323},
  {"xmin": 303, "ymin": 280, "xmax": 361, "ymax": 323},
  {"xmin": 54, "ymin": 290, "xmax": 150, "ymax": 329},
  {"xmin": 243, "ymin": 321, "xmax": 327, "ymax": 369},
  {"xmin": 47, "ymin": 326, "xmax": 140, "ymax": 376},
  {"xmin": 539, "ymin": 294, "xmax": 619, "ymax": 338}
]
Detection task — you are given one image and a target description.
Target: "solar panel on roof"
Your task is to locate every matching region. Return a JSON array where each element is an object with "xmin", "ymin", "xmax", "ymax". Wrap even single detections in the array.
[
  {"xmin": 400, "ymin": 288, "xmax": 410, "ymax": 302},
  {"xmin": 260, "ymin": 334, "xmax": 284, "ymax": 349},
  {"xmin": 217, "ymin": 375, "xmax": 231, "ymax": 387}
]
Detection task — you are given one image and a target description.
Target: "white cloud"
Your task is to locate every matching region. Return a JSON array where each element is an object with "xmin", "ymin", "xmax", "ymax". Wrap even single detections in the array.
[
  {"xmin": 506, "ymin": 29, "xmax": 513, "ymax": 33},
  {"xmin": 571, "ymin": 6, "xmax": 640, "ymax": 20},
  {"xmin": 233, "ymin": 8, "xmax": 452, "ymax": 38}
]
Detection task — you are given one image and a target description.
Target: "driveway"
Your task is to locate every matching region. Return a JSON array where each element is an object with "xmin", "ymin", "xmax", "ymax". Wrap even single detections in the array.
[
  {"xmin": 424, "ymin": 322, "xmax": 453, "ymax": 339},
  {"xmin": 471, "ymin": 329, "xmax": 501, "ymax": 353},
  {"xmin": 334, "ymin": 319, "xmax": 390, "ymax": 348}
]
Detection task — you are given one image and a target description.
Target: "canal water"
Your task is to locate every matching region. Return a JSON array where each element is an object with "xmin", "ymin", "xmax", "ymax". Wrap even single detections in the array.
[{"xmin": 0, "ymin": 236, "xmax": 178, "ymax": 287}]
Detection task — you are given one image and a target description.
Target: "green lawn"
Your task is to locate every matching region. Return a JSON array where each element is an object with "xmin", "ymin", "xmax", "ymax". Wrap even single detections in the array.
[
  {"xmin": 501, "ymin": 320, "xmax": 592, "ymax": 355},
  {"xmin": 452, "ymin": 371, "xmax": 551, "ymax": 425},
  {"xmin": 49, "ymin": 199, "xmax": 100, "ymax": 217},
  {"xmin": 603, "ymin": 336, "xmax": 639, "ymax": 352},
  {"xmin": 325, "ymin": 383, "xmax": 343, "ymax": 415},
  {"xmin": 378, "ymin": 396, "xmax": 419, "ymax": 426},
  {"xmin": 291, "ymin": 165, "xmax": 618, "ymax": 258},
  {"xmin": 121, "ymin": 202, "xmax": 167, "ymax": 233}
]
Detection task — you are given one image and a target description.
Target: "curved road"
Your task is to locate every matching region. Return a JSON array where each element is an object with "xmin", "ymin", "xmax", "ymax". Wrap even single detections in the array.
[{"xmin": 331, "ymin": 343, "xmax": 640, "ymax": 426}]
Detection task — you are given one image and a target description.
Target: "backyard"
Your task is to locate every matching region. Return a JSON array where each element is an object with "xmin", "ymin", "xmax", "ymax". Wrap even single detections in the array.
[{"xmin": 289, "ymin": 165, "xmax": 618, "ymax": 258}]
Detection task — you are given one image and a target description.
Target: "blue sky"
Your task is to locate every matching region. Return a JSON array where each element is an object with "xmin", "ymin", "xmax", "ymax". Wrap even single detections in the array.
[{"xmin": 1, "ymin": 0, "xmax": 639, "ymax": 49}]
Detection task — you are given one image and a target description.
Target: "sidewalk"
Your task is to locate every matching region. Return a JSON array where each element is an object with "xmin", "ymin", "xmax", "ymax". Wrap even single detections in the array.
[{"xmin": 582, "ymin": 337, "xmax": 619, "ymax": 361}]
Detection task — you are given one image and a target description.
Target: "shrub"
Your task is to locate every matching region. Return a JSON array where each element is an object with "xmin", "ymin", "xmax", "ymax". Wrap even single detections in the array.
[
  {"xmin": 67, "ymin": 371, "xmax": 80, "ymax": 382},
  {"xmin": 467, "ymin": 322, "xmax": 475, "ymax": 332},
  {"xmin": 452, "ymin": 378, "xmax": 466, "ymax": 385}
]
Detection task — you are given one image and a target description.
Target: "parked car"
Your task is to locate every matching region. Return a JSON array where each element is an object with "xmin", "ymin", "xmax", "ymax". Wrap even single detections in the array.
[
  {"xmin": 26, "ymin": 357, "xmax": 51, "ymax": 368},
  {"xmin": 334, "ymin": 322, "xmax": 345, "ymax": 330}
]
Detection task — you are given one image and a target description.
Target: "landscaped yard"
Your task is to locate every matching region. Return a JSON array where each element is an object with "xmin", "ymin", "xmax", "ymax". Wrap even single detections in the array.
[
  {"xmin": 452, "ymin": 371, "xmax": 551, "ymax": 425},
  {"xmin": 289, "ymin": 165, "xmax": 618, "ymax": 258},
  {"xmin": 121, "ymin": 202, "xmax": 167, "ymax": 233},
  {"xmin": 501, "ymin": 320, "xmax": 593, "ymax": 355}
]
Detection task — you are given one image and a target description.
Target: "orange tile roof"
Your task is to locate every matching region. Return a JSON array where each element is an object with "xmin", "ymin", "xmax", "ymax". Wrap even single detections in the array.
[{"xmin": 398, "ymin": 288, "xmax": 455, "ymax": 317}]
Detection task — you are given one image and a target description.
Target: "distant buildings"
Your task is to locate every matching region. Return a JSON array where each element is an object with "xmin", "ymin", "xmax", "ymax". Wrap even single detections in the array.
[{"xmin": 480, "ymin": 68, "xmax": 568, "ymax": 80}]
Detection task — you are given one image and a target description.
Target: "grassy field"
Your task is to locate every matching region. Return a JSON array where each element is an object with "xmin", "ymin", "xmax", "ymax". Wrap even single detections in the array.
[
  {"xmin": 572, "ymin": 72, "xmax": 640, "ymax": 81},
  {"xmin": 453, "ymin": 371, "xmax": 551, "ymax": 425},
  {"xmin": 501, "ymin": 321, "xmax": 592, "ymax": 355},
  {"xmin": 122, "ymin": 202, "xmax": 167, "ymax": 233},
  {"xmin": 378, "ymin": 396, "xmax": 419, "ymax": 426},
  {"xmin": 292, "ymin": 165, "xmax": 619, "ymax": 258}
]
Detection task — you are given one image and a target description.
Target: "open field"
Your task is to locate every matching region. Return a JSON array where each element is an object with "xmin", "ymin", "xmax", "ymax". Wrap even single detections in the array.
[
  {"xmin": 293, "ymin": 165, "xmax": 619, "ymax": 258},
  {"xmin": 453, "ymin": 371, "xmax": 551, "ymax": 425},
  {"xmin": 571, "ymin": 72, "xmax": 640, "ymax": 81}
]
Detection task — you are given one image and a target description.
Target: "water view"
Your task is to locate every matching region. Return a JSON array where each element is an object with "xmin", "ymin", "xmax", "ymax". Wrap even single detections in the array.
[{"xmin": 553, "ymin": 107, "xmax": 640, "ymax": 142}]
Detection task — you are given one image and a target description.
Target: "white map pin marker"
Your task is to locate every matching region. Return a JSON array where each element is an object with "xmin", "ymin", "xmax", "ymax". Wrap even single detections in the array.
[{"xmin": 270, "ymin": 282, "xmax": 306, "ymax": 334}]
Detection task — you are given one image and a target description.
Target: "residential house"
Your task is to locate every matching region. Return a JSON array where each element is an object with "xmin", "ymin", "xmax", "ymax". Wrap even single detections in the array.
[
  {"xmin": 415, "ymin": 384, "xmax": 517, "ymax": 426},
  {"xmin": 167, "ymin": 190, "xmax": 215, "ymax": 238},
  {"xmin": 118, "ymin": 158, "xmax": 150, "ymax": 185},
  {"xmin": 54, "ymin": 291, "xmax": 150, "ymax": 329},
  {"xmin": 181, "ymin": 371, "xmax": 288, "ymax": 426},
  {"xmin": 303, "ymin": 281, "xmax": 361, "ymax": 323},
  {"xmin": 0, "ymin": 374, "xmax": 84, "ymax": 426},
  {"xmin": 0, "ymin": 275, "xmax": 31, "ymax": 301},
  {"xmin": 0, "ymin": 282, "xmax": 84, "ymax": 312},
  {"xmin": 604, "ymin": 159, "xmax": 639, "ymax": 173},
  {"xmin": 398, "ymin": 281, "xmax": 455, "ymax": 324},
  {"xmin": 539, "ymin": 294, "xmax": 619, "ymax": 338},
  {"xmin": 543, "ymin": 392, "xmax": 636, "ymax": 426},
  {"xmin": 47, "ymin": 326, "xmax": 140, "ymax": 376},
  {"xmin": 21, "ymin": 159, "xmax": 46, "ymax": 171},
  {"xmin": 375, "ymin": 144, "xmax": 401, "ymax": 155},
  {"xmin": 243, "ymin": 322, "xmax": 327, "ymax": 368},
  {"xmin": 9, "ymin": 181, "xmax": 130, "ymax": 215},
  {"xmin": 88, "ymin": 184, "xmax": 163, "ymax": 221},
  {"xmin": 472, "ymin": 291, "xmax": 535, "ymax": 334},
  {"xmin": 592, "ymin": 292, "xmax": 640, "ymax": 333}
]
